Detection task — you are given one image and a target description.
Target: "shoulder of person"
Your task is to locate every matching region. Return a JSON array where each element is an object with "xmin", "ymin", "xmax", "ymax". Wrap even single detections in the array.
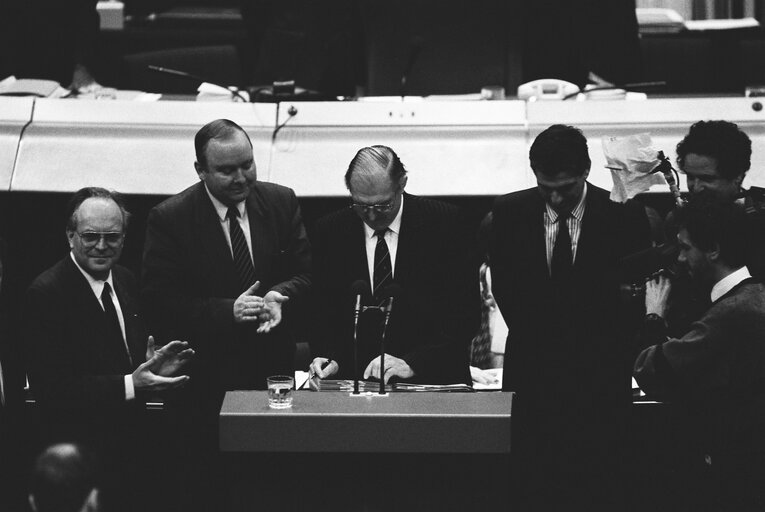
[
  {"xmin": 150, "ymin": 182, "xmax": 201, "ymax": 216},
  {"xmin": 252, "ymin": 181, "xmax": 297, "ymax": 202},
  {"xmin": 492, "ymin": 187, "xmax": 539, "ymax": 216},
  {"xmin": 27, "ymin": 257, "xmax": 72, "ymax": 294},
  {"xmin": 314, "ymin": 205, "xmax": 356, "ymax": 234},
  {"xmin": 404, "ymin": 194, "xmax": 462, "ymax": 218}
]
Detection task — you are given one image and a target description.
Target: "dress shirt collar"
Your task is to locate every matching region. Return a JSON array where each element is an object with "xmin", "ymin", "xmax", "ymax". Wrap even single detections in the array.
[
  {"xmin": 545, "ymin": 182, "xmax": 588, "ymax": 222},
  {"xmin": 710, "ymin": 266, "xmax": 752, "ymax": 303},
  {"xmin": 363, "ymin": 194, "xmax": 404, "ymax": 239},
  {"xmin": 69, "ymin": 252, "xmax": 115, "ymax": 299},
  {"xmin": 204, "ymin": 184, "xmax": 246, "ymax": 222}
]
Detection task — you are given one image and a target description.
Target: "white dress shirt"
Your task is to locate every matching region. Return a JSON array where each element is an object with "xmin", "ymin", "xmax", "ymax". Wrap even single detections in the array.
[
  {"xmin": 710, "ymin": 266, "xmax": 752, "ymax": 303},
  {"xmin": 363, "ymin": 195, "xmax": 404, "ymax": 288},
  {"xmin": 544, "ymin": 183, "xmax": 587, "ymax": 273},
  {"xmin": 205, "ymin": 185, "xmax": 254, "ymax": 262},
  {"xmin": 70, "ymin": 253, "xmax": 134, "ymax": 400}
]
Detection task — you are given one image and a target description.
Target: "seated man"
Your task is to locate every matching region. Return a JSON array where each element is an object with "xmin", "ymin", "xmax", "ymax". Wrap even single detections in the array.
[
  {"xmin": 23, "ymin": 187, "xmax": 192, "ymax": 512},
  {"xmin": 309, "ymin": 145, "xmax": 480, "ymax": 384},
  {"xmin": 635, "ymin": 199, "xmax": 765, "ymax": 510},
  {"xmin": 29, "ymin": 443, "xmax": 100, "ymax": 512}
]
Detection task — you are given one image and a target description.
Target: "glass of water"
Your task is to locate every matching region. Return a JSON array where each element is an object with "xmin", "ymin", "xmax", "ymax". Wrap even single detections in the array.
[{"xmin": 267, "ymin": 375, "xmax": 294, "ymax": 409}]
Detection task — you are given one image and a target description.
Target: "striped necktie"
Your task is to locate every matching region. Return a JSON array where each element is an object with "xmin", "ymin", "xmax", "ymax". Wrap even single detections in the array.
[
  {"xmin": 373, "ymin": 228, "xmax": 393, "ymax": 301},
  {"xmin": 227, "ymin": 206, "xmax": 257, "ymax": 293}
]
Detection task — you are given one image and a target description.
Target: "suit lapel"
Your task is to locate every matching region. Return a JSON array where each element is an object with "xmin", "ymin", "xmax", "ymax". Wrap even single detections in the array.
[
  {"xmin": 345, "ymin": 212, "xmax": 373, "ymax": 295},
  {"xmin": 574, "ymin": 183, "xmax": 604, "ymax": 273},
  {"xmin": 192, "ymin": 183, "xmax": 240, "ymax": 295},
  {"xmin": 112, "ymin": 275, "xmax": 144, "ymax": 368},
  {"xmin": 527, "ymin": 193, "xmax": 550, "ymax": 281},
  {"xmin": 246, "ymin": 185, "xmax": 277, "ymax": 283},
  {"xmin": 63, "ymin": 258, "xmax": 132, "ymax": 370},
  {"xmin": 395, "ymin": 194, "xmax": 425, "ymax": 284}
]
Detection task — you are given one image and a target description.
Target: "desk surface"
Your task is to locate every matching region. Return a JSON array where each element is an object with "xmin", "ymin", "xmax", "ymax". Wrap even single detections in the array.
[{"xmin": 219, "ymin": 390, "xmax": 512, "ymax": 454}]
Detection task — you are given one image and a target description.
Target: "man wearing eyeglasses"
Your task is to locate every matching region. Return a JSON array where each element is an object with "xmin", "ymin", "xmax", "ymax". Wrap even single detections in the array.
[
  {"xmin": 309, "ymin": 145, "xmax": 479, "ymax": 385},
  {"xmin": 22, "ymin": 187, "xmax": 193, "ymax": 512}
]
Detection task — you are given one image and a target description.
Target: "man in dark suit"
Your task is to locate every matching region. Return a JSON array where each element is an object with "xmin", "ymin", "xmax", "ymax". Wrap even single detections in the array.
[
  {"xmin": 141, "ymin": 119, "xmax": 311, "ymax": 509},
  {"xmin": 23, "ymin": 188, "xmax": 193, "ymax": 512},
  {"xmin": 309, "ymin": 145, "xmax": 479, "ymax": 385},
  {"xmin": 490, "ymin": 125, "xmax": 651, "ymax": 509}
]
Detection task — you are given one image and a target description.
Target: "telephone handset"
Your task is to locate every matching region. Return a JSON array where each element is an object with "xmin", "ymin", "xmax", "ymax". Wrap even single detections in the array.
[{"xmin": 517, "ymin": 79, "xmax": 580, "ymax": 101}]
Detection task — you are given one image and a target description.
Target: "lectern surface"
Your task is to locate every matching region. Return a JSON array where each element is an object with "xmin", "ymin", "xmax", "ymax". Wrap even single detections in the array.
[{"xmin": 219, "ymin": 390, "xmax": 512, "ymax": 454}]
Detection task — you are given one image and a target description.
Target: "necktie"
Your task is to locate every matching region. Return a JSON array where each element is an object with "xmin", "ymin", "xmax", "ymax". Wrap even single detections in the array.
[
  {"xmin": 101, "ymin": 282, "xmax": 131, "ymax": 372},
  {"xmin": 373, "ymin": 229, "xmax": 393, "ymax": 300},
  {"xmin": 551, "ymin": 213, "xmax": 573, "ymax": 282},
  {"xmin": 227, "ymin": 207, "xmax": 257, "ymax": 293}
]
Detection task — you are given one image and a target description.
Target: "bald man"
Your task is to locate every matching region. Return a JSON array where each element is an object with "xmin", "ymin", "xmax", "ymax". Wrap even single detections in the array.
[{"xmin": 309, "ymin": 145, "xmax": 479, "ymax": 385}]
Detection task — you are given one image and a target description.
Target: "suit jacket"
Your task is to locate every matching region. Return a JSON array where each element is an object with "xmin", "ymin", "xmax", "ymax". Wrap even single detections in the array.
[
  {"xmin": 23, "ymin": 257, "xmax": 147, "ymax": 445},
  {"xmin": 141, "ymin": 181, "xmax": 311, "ymax": 406},
  {"xmin": 311, "ymin": 193, "xmax": 479, "ymax": 384},
  {"xmin": 490, "ymin": 184, "xmax": 650, "ymax": 406}
]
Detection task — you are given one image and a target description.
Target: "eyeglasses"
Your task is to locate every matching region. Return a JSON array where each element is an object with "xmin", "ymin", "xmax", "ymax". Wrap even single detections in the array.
[
  {"xmin": 350, "ymin": 199, "xmax": 396, "ymax": 214},
  {"xmin": 76, "ymin": 231, "xmax": 124, "ymax": 247}
]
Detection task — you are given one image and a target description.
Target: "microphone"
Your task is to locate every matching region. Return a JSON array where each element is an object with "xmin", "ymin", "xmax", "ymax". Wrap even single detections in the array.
[
  {"xmin": 350, "ymin": 280, "xmax": 367, "ymax": 395},
  {"xmin": 378, "ymin": 284, "xmax": 402, "ymax": 394},
  {"xmin": 399, "ymin": 36, "xmax": 424, "ymax": 99},
  {"xmin": 147, "ymin": 65, "xmax": 249, "ymax": 103},
  {"xmin": 650, "ymin": 151, "xmax": 685, "ymax": 208}
]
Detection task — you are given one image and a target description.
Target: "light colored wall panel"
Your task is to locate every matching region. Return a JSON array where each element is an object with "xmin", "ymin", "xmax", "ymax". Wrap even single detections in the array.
[
  {"xmin": 13, "ymin": 100, "xmax": 276, "ymax": 195},
  {"xmin": 0, "ymin": 97, "xmax": 34, "ymax": 191},
  {"xmin": 528, "ymin": 97, "xmax": 765, "ymax": 191},
  {"xmin": 269, "ymin": 101, "xmax": 531, "ymax": 197}
]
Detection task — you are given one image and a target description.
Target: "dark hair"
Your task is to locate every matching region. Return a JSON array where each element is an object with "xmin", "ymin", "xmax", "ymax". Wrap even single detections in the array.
[
  {"xmin": 676, "ymin": 120, "xmax": 751, "ymax": 180},
  {"xmin": 674, "ymin": 197, "xmax": 749, "ymax": 268},
  {"xmin": 65, "ymin": 187, "xmax": 130, "ymax": 232},
  {"xmin": 30, "ymin": 444, "xmax": 99, "ymax": 512},
  {"xmin": 529, "ymin": 124, "xmax": 591, "ymax": 178},
  {"xmin": 344, "ymin": 145, "xmax": 407, "ymax": 189},
  {"xmin": 195, "ymin": 119, "xmax": 252, "ymax": 168}
]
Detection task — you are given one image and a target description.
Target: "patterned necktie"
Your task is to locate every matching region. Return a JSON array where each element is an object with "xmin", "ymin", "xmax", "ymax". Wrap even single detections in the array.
[
  {"xmin": 551, "ymin": 212, "xmax": 573, "ymax": 281},
  {"xmin": 373, "ymin": 229, "xmax": 393, "ymax": 300},
  {"xmin": 101, "ymin": 282, "xmax": 131, "ymax": 371},
  {"xmin": 227, "ymin": 206, "xmax": 257, "ymax": 293}
]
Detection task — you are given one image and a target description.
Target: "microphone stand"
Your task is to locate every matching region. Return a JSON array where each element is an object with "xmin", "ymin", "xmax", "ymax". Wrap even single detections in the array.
[
  {"xmin": 146, "ymin": 65, "xmax": 249, "ymax": 103},
  {"xmin": 379, "ymin": 297, "xmax": 393, "ymax": 395},
  {"xmin": 352, "ymin": 294, "xmax": 361, "ymax": 395}
]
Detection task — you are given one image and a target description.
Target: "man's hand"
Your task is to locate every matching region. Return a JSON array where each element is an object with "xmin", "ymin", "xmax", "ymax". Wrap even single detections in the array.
[
  {"xmin": 309, "ymin": 357, "xmax": 338, "ymax": 379},
  {"xmin": 144, "ymin": 336, "xmax": 194, "ymax": 377},
  {"xmin": 233, "ymin": 281, "xmax": 266, "ymax": 324},
  {"xmin": 257, "ymin": 291, "xmax": 289, "ymax": 333},
  {"xmin": 363, "ymin": 354, "xmax": 414, "ymax": 384},
  {"xmin": 645, "ymin": 274, "xmax": 672, "ymax": 317},
  {"xmin": 132, "ymin": 345, "xmax": 191, "ymax": 392},
  {"xmin": 470, "ymin": 366, "xmax": 500, "ymax": 386}
]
